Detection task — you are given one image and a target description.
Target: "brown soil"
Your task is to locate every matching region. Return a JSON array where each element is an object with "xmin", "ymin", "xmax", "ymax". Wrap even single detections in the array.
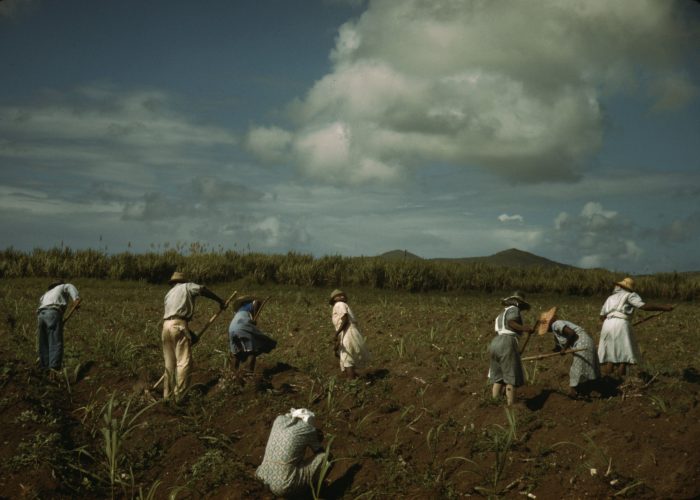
[{"xmin": 1, "ymin": 282, "xmax": 699, "ymax": 499}]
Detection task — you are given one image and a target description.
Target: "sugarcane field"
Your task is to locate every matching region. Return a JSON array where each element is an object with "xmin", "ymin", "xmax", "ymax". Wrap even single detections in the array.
[
  {"xmin": 4, "ymin": 1, "xmax": 700, "ymax": 498},
  {"xmin": 1, "ymin": 250, "xmax": 699, "ymax": 499}
]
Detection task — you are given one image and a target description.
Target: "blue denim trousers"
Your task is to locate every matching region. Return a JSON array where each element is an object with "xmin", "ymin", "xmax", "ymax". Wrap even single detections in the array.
[{"xmin": 37, "ymin": 308, "xmax": 64, "ymax": 370}]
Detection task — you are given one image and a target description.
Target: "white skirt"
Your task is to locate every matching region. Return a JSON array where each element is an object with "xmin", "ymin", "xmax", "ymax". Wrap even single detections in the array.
[
  {"xmin": 339, "ymin": 324, "xmax": 371, "ymax": 371},
  {"xmin": 597, "ymin": 317, "xmax": 642, "ymax": 364}
]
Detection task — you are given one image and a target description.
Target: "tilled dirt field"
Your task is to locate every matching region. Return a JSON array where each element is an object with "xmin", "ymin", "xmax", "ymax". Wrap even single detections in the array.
[{"xmin": 1, "ymin": 279, "xmax": 699, "ymax": 499}]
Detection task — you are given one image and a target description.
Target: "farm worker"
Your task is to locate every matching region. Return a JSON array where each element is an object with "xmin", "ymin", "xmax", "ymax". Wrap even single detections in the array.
[
  {"xmin": 228, "ymin": 295, "xmax": 277, "ymax": 375},
  {"xmin": 162, "ymin": 271, "xmax": 225, "ymax": 399},
  {"xmin": 36, "ymin": 280, "xmax": 81, "ymax": 372},
  {"xmin": 538, "ymin": 307, "xmax": 600, "ymax": 399},
  {"xmin": 256, "ymin": 408, "xmax": 329, "ymax": 496},
  {"xmin": 597, "ymin": 277, "xmax": 674, "ymax": 379},
  {"xmin": 329, "ymin": 289, "xmax": 371, "ymax": 379},
  {"xmin": 489, "ymin": 292, "xmax": 535, "ymax": 405}
]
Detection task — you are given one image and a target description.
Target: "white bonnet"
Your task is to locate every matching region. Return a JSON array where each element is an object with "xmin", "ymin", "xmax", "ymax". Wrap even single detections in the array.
[{"xmin": 288, "ymin": 408, "xmax": 316, "ymax": 426}]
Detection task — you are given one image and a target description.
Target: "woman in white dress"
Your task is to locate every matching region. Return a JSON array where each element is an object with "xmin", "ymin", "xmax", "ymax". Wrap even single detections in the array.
[
  {"xmin": 329, "ymin": 289, "xmax": 371, "ymax": 379},
  {"xmin": 598, "ymin": 277, "xmax": 673, "ymax": 379}
]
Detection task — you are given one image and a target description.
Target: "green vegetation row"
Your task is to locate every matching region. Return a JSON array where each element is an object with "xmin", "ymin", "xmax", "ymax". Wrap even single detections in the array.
[{"xmin": 1, "ymin": 247, "xmax": 698, "ymax": 299}]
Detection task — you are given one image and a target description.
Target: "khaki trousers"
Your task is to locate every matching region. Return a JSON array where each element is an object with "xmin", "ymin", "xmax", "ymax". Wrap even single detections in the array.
[{"xmin": 162, "ymin": 319, "xmax": 192, "ymax": 399}]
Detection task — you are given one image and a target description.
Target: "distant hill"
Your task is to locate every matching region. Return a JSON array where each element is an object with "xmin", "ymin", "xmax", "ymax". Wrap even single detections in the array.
[
  {"xmin": 378, "ymin": 248, "xmax": 573, "ymax": 269},
  {"xmin": 377, "ymin": 249, "xmax": 423, "ymax": 261}
]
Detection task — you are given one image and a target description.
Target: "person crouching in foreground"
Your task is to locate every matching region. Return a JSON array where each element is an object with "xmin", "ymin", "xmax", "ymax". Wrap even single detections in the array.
[
  {"xmin": 489, "ymin": 292, "xmax": 535, "ymax": 406},
  {"xmin": 329, "ymin": 289, "xmax": 371, "ymax": 379},
  {"xmin": 256, "ymin": 408, "xmax": 329, "ymax": 497},
  {"xmin": 162, "ymin": 271, "xmax": 226, "ymax": 400},
  {"xmin": 36, "ymin": 280, "xmax": 81, "ymax": 373},
  {"xmin": 598, "ymin": 277, "xmax": 674, "ymax": 379},
  {"xmin": 228, "ymin": 295, "xmax": 277, "ymax": 375},
  {"xmin": 539, "ymin": 307, "xmax": 600, "ymax": 399}
]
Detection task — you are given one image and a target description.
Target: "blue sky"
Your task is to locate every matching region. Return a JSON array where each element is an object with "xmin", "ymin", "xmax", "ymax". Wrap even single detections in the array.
[{"xmin": 1, "ymin": 0, "xmax": 699, "ymax": 273}]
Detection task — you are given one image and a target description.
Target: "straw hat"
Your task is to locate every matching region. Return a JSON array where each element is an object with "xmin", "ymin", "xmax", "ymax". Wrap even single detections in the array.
[
  {"xmin": 168, "ymin": 271, "xmax": 188, "ymax": 284},
  {"xmin": 537, "ymin": 307, "xmax": 558, "ymax": 335},
  {"xmin": 233, "ymin": 295, "xmax": 260, "ymax": 311},
  {"xmin": 501, "ymin": 291, "xmax": 530, "ymax": 310},
  {"xmin": 329, "ymin": 289, "xmax": 346, "ymax": 305},
  {"xmin": 615, "ymin": 277, "xmax": 635, "ymax": 291}
]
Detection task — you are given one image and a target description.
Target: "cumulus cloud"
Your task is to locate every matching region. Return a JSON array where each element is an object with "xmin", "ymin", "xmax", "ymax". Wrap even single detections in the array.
[
  {"xmin": 221, "ymin": 214, "xmax": 311, "ymax": 250},
  {"xmin": 247, "ymin": 0, "xmax": 693, "ymax": 184},
  {"xmin": 244, "ymin": 126, "xmax": 293, "ymax": 164},
  {"xmin": 546, "ymin": 201, "xmax": 642, "ymax": 269},
  {"xmin": 498, "ymin": 213, "xmax": 524, "ymax": 223}
]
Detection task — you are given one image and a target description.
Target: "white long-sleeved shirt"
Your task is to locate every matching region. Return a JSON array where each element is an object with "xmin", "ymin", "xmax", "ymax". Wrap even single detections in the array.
[
  {"xmin": 163, "ymin": 282, "xmax": 203, "ymax": 320},
  {"xmin": 37, "ymin": 284, "xmax": 80, "ymax": 313}
]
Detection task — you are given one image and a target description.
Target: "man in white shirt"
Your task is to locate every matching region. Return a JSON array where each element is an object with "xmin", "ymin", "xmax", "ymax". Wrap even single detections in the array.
[
  {"xmin": 36, "ymin": 280, "xmax": 81, "ymax": 372},
  {"xmin": 162, "ymin": 271, "xmax": 226, "ymax": 400}
]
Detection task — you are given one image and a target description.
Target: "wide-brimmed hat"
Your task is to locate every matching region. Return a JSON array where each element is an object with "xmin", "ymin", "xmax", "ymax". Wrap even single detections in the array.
[
  {"xmin": 233, "ymin": 295, "xmax": 261, "ymax": 311},
  {"xmin": 329, "ymin": 289, "xmax": 346, "ymax": 305},
  {"xmin": 501, "ymin": 291, "xmax": 530, "ymax": 310},
  {"xmin": 168, "ymin": 271, "xmax": 188, "ymax": 284},
  {"xmin": 537, "ymin": 307, "xmax": 558, "ymax": 335},
  {"xmin": 615, "ymin": 277, "xmax": 635, "ymax": 291}
]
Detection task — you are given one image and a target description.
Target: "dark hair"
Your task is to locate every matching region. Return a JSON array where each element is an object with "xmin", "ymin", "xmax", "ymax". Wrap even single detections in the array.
[{"xmin": 47, "ymin": 280, "xmax": 64, "ymax": 291}]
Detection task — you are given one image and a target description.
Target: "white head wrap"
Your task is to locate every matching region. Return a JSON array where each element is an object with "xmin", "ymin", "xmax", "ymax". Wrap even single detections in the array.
[{"xmin": 288, "ymin": 408, "xmax": 316, "ymax": 426}]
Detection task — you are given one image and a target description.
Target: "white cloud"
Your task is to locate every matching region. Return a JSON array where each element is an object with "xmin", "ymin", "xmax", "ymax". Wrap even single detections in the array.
[
  {"xmin": 250, "ymin": 217, "xmax": 282, "ymax": 246},
  {"xmin": 245, "ymin": 126, "xmax": 293, "ymax": 164},
  {"xmin": 248, "ymin": 0, "xmax": 692, "ymax": 184},
  {"xmin": 545, "ymin": 201, "xmax": 643, "ymax": 270},
  {"xmin": 580, "ymin": 201, "xmax": 617, "ymax": 219},
  {"xmin": 295, "ymin": 122, "xmax": 351, "ymax": 176},
  {"xmin": 554, "ymin": 212, "xmax": 569, "ymax": 230},
  {"xmin": 498, "ymin": 213, "xmax": 524, "ymax": 223},
  {"xmin": 622, "ymin": 239, "xmax": 643, "ymax": 261},
  {"xmin": 578, "ymin": 254, "xmax": 604, "ymax": 269}
]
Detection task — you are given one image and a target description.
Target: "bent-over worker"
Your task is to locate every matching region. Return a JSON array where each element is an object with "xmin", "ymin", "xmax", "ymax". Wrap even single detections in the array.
[
  {"xmin": 256, "ymin": 408, "xmax": 329, "ymax": 497},
  {"xmin": 539, "ymin": 307, "xmax": 600, "ymax": 399},
  {"xmin": 36, "ymin": 280, "xmax": 81, "ymax": 372},
  {"xmin": 162, "ymin": 271, "xmax": 225, "ymax": 400},
  {"xmin": 228, "ymin": 295, "xmax": 277, "ymax": 375}
]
